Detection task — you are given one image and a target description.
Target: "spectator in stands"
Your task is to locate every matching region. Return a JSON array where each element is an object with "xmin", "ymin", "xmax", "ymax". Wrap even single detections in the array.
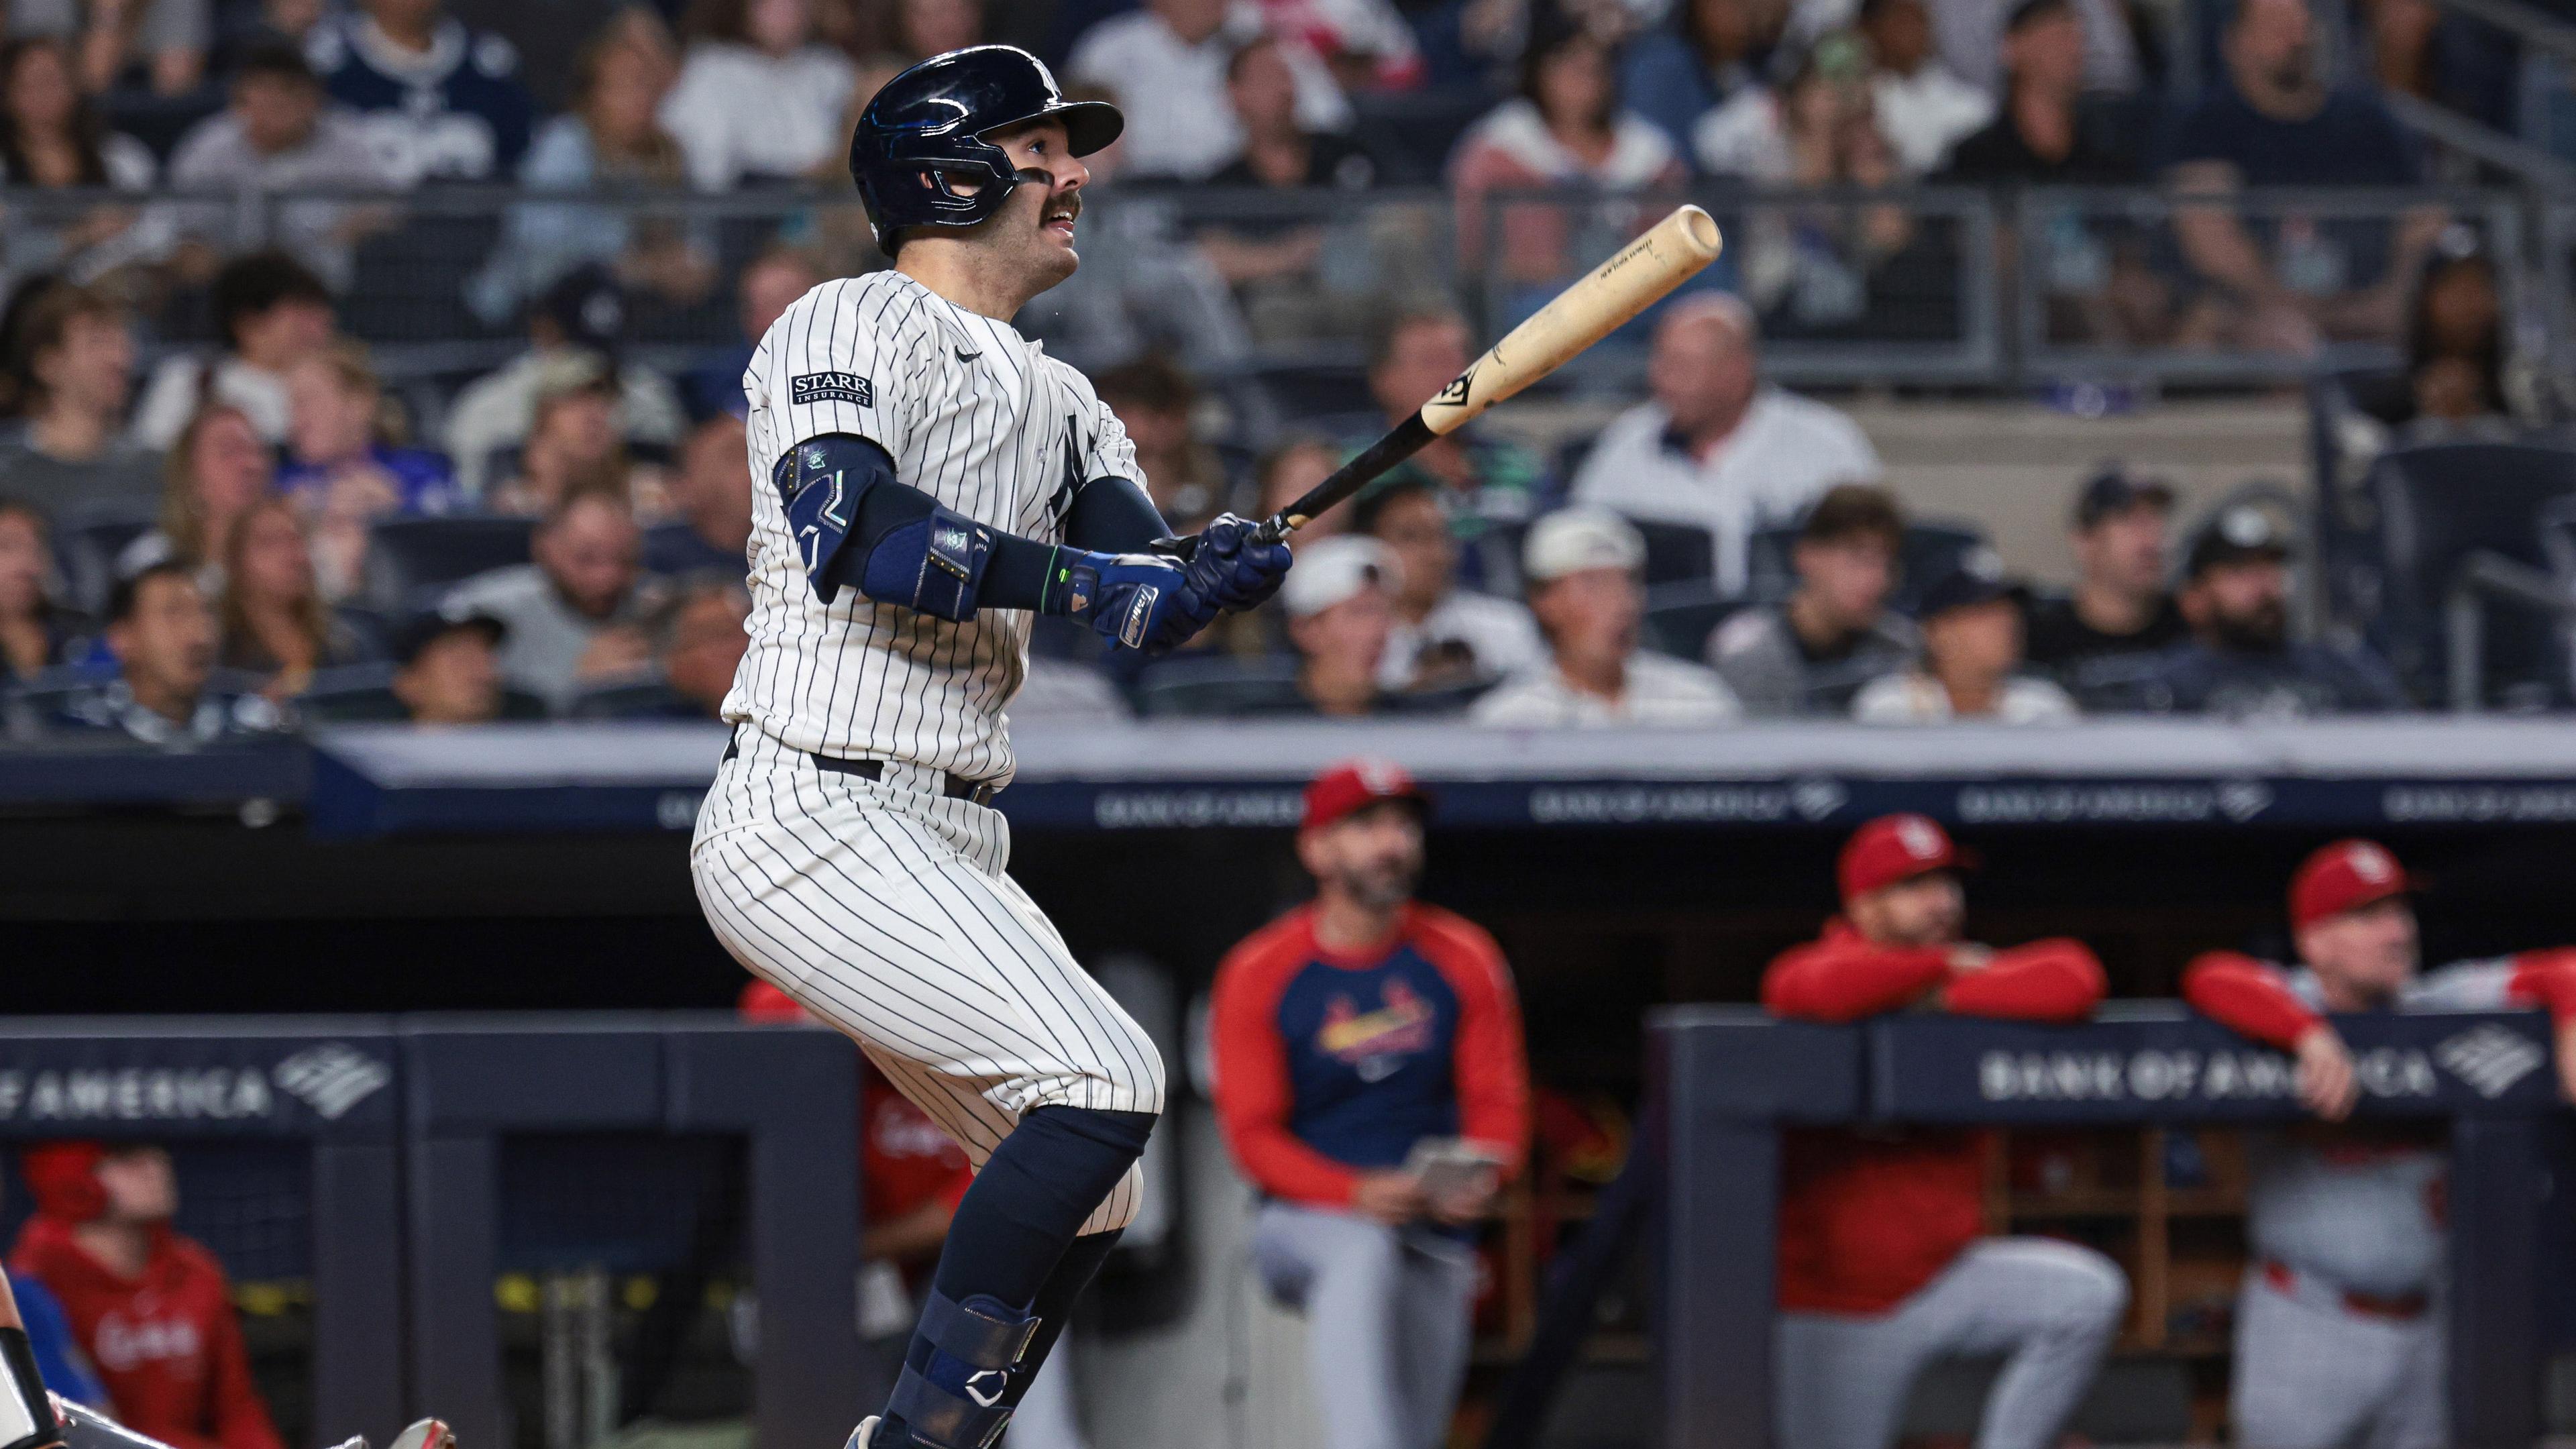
[
  {"xmin": 1356, "ymin": 478, "xmax": 1542, "ymax": 693},
  {"xmin": 1270, "ymin": 535, "xmax": 1404, "ymax": 718},
  {"xmin": 1710, "ymin": 482, "xmax": 1917, "ymax": 716},
  {"xmin": 587, "ymin": 578, "xmax": 747, "ymax": 717},
  {"xmin": 0, "ymin": 499, "xmax": 77, "ymax": 685},
  {"xmin": 2021, "ymin": 466, "xmax": 2184, "ymax": 684},
  {"xmin": 1195, "ymin": 38, "xmax": 1373, "ymax": 302},
  {"xmin": 11, "ymin": 1143, "xmax": 284, "ymax": 1449},
  {"xmin": 471, "ymin": 13, "xmax": 714, "ymax": 328},
  {"xmin": 1256, "ymin": 435, "xmax": 1345, "ymax": 543},
  {"xmin": 6, "ymin": 0, "xmax": 207, "ymax": 95},
  {"xmin": 1923, "ymin": 0, "xmax": 2139, "ymax": 94},
  {"xmin": 1621, "ymin": 0, "xmax": 1786, "ymax": 156},
  {"xmin": 306, "ymin": 0, "xmax": 537, "ymax": 180},
  {"xmin": 56, "ymin": 561, "xmax": 284, "ymax": 744},
  {"xmin": 217, "ymin": 496, "xmax": 375, "ymax": 696},
  {"xmin": 281, "ymin": 343, "xmax": 459, "ymax": 596},
  {"xmin": 1572, "ymin": 295, "xmax": 1877, "ymax": 594},
  {"xmin": 2392, "ymin": 233, "xmax": 2551, "ymax": 431},
  {"xmin": 1067, "ymin": 0, "xmax": 1349, "ymax": 180},
  {"xmin": 151, "ymin": 405, "xmax": 277, "ymax": 572},
  {"xmin": 647, "ymin": 414, "xmax": 751, "ymax": 576},
  {"xmin": 2357, "ymin": 0, "xmax": 2514, "ymax": 132},
  {"xmin": 444, "ymin": 488, "xmax": 656, "ymax": 710},
  {"xmin": 684, "ymin": 246, "xmax": 822, "ymax": 422},
  {"xmin": 388, "ymin": 608, "xmax": 508, "ymax": 724},
  {"xmin": 0, "ymin": 282, "xmax": 158, "ymax": 521},
  {"xmin": 1211, "ymin": 758, "xmax": 1528, "ymax": 1449},
  {"xmin": 2139, "ymin": 505, "xmax": 2408, "ymax": 716},
  {"xmin": 2182, "ymin": 839, "xmax": 2576, "ymax": 1449},
  {"xmin": 1473, "ymin": 508, "xmax": 1741, "ymax": 727},
  {"xmin": 1096, "ymin": 356, "xmax": 1225, "ymax": 535},
  {"xmin": 1451, "ymin": 25, "xmax": 1685, "ymax": 305},
  {"xmin": 2163, "ymin": 0, "xmax": 2437, "ymax": 354},
  {"xmin": 1853, "ymin": 557, "xmax": 2074, "ymax": 723},
  {"xmin": 0, "ymin": 38, "xmax": 168, "ymax": 287},
  {"xmin": 1941, "ymin": 0, "xmax": 2137, "ymax": 182},
  {"xmin": 1695, "ymin": 34, "xmax": 1918, "ymax": 325},
  {"xmin": 490, "ymin": 359, "xmax": 631, "ymax": 517},
  {"xmin": 133, "ymin": 252, "xmax": 336, "ymax": 451},
  {"xmin": 1359, "ymin": 307, "xmax": 1546, "ymax": 592},
  {"xmin": 659, "ymin": 0, "xmax": 856, "ymax": 189},
  {"xmin": 446, "ymin": 266, "xmax": 688, "ymax": 496},
  {"xmin": 1764, "ymin": 814, "xmax": 2123, "ymax": 1449},
  {"xmin": 166, "ymin": 46, "xmax": 384, "ymax": 292},
  {"xmin": 1860, "ymin": 0, "xmax": 1988, "ymax": 172}
]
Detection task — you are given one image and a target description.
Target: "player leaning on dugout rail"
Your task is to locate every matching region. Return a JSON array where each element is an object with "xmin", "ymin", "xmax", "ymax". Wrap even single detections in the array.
[
  {"xmin": 2181, "ymin": 839, "xmax": 2576, "ymax": 1449},
  {"xmin": 1762, "ymin": 814, "xmax": 2127, "ymax": 1449}
]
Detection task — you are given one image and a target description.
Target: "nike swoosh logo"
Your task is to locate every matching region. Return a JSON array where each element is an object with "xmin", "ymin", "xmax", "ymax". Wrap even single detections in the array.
[{"xmin": 955, "ymin": 348, "xmax": 981, "ymax": 364}]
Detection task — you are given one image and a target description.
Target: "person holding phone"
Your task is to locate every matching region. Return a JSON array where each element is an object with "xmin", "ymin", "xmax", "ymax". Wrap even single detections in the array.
[{"xmin": 1210, "ymin": 759, "xmax": 1531, "ymax": 1449}]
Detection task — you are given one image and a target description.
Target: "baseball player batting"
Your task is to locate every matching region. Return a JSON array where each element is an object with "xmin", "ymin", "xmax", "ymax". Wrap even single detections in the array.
[{"xmin": 686, "ymin": 45, "xmax": 1294, "ymax": 1449}]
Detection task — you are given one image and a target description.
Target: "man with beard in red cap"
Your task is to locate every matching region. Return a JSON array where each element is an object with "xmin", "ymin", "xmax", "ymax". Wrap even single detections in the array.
[{"xmin": 7, "ymin": 1144, "xmax": 280, "ymax": 1449}]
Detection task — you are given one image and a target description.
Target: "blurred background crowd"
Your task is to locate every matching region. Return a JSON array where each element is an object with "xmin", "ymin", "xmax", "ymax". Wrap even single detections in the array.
[{"xmin": 0, "ymin": 0, "xmax": 2568, "ymax": 743}]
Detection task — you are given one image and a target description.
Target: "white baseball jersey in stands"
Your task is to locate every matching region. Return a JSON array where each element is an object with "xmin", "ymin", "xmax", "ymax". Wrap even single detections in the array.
[{"xmin": 722, "ymin": 270, "xmax": 1138, "ymax": 784}]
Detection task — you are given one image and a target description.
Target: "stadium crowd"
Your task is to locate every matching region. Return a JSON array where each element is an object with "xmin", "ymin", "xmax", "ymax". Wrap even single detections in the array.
[{"xmin": 0, "ymin": 0, "xmax": 2557, "ymax": 744}]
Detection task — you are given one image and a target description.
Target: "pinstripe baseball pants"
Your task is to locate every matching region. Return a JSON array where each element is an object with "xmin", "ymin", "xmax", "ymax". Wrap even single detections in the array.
[{"xmin": 691, "ymin": 726, "xmax": 1166, "ymax": 1236}]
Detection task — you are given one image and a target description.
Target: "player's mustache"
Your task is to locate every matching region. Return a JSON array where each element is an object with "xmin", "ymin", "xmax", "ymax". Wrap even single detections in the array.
[{"xmin": 1012, "ymin": 170, "xmax": 1081, "ymax": 226}]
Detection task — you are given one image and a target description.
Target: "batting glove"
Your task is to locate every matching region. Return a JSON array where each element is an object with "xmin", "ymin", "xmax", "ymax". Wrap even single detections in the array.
[
  {"xmin": 1187, "ymin": 513, "xmax": 1293, "ymax": 612},
  {"xmin": 1042, "ymin": 548, "xmax": 1221, "ymax": 657}
]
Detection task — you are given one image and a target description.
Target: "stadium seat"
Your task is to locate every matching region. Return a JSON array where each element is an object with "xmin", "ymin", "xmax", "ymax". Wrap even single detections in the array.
[
  {"xmin": 1642, "ymin": 581, "xmax": 1738, "ymax": 661},
  {"xmin": 1743, "ymin": 519, "xmax": 1992, "ymax": 614},
  {"xmin": 2358, "ymin": 441, "xmax": 2576, "ymax": 706},
  {"xmin": 360, "ymin": 517, "xmax": 537, "ymax": 614},
  {"xmin": 300, "ymin": 664, "xmax": 548, "ymax": 724},
  {"xmin": 52, "ymin": 508, "xmax": 158, "ymax": 616},
  {"xmin": 1629, "ymin": 519, "xmax": 1720, "ymax": 588},
  {"xmin": 567, "ymin": 678, "xmax": 704, "ymax": 720},
  {"xmin": 1134, "ymin": 656, "xmax": 1303, "ymax": 716}
]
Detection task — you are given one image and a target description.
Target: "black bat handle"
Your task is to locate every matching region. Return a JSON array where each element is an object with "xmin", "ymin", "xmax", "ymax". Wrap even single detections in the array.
[{"xmin": 1147, "ymin": 414, "xmax": 1437, "ymax": 563}]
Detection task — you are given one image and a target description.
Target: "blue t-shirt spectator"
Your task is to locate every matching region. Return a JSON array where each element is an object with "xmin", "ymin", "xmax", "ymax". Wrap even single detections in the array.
[
  {"xmin": 278, "ymin": 446, "xmax": 464, "ymax": 516},
  {"xmin": 9, "ymin": 1270, "xmax": 107, "ymax": 1407},
  {"xmin": 2160, "ymin": 80, "xmax": 2417, "ymax": 186},
  {"xmin": 306, "ymin": 2, "xmax": 535, "ymax": 180}
]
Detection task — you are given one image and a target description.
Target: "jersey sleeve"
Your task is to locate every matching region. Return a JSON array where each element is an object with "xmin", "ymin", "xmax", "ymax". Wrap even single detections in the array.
[
  {"xmin": 1419, "ymin": 910, "xmax": 1532, "ymax": 1178},
  {"xmin": 1082, "ymin": 392, "xmax": 1142, "ymax": 484},
  {"xmin": 1943, "ymin": 938, "xmax": 2106, "ymax": 1022},
  {"xmin": 749, "ymin": 290, "xmax": 923, "ymax": 470},
  {"xmin": 2506, "ymin": 949, "xmax": 2576, "ymax": 1024},
  {"xmin": 1762, "ymin": 931, "xmax": 1953, "ymax": 1022},
  {"xmin": 1208, "ymin": 924, "xmax": 1366, "ymax": 1208},
  {"xmin": 2182, "ymin": 951, "xmax": 2321, "ymax": 1049}
]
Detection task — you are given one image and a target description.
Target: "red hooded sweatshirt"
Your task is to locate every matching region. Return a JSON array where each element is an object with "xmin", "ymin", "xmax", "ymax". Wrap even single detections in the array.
[{"xmin": 9, "ymin": 1216, "xmax": 284, "ymax": 1449}]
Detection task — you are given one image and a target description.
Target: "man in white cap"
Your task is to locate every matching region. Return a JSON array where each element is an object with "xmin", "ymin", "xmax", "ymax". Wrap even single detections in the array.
[
  {"xmin": 1277, "ymin": 535, "xmax": 1405, "ymax": 717},
  {"xmin": 1472, "ymin": 509, "xmax": 1741, "ymax": 727}
]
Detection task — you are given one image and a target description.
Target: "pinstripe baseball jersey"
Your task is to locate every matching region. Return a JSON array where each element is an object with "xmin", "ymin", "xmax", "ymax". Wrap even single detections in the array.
[{"xmin": 722, "ymin": 269, "xmax": 1139, "ymax": 784}]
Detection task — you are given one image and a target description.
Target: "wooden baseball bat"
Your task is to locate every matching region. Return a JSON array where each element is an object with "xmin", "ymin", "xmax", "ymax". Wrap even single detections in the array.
[{"xmin": 1154, "ymin": 204, "xmax": 1724, "ymax": 559}]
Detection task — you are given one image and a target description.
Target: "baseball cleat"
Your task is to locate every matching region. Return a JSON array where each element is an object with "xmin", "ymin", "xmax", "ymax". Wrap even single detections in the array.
[
  {"xmin": 845, "ymin": 1417, "xmax": 879, "ymax": 1449},
  {"xmin": 388, "ymin": 1421, "xmax": 455, "ymax": 1449}
]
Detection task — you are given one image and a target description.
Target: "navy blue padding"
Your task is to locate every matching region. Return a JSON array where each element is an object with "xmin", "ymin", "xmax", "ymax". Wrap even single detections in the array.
[{"xmin": 914, "ymin": 1288, "xmax": 1039, "ymax": 1368}]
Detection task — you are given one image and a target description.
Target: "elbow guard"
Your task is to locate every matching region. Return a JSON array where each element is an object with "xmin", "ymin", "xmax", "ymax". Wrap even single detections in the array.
[{"xmin": 774, "ymin": 435, "xmax": 994, "ymax": 621}]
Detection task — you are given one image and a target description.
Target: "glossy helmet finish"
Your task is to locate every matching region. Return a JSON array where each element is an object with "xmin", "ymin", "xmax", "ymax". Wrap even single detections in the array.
[{"xmin": 847, "ymin": 45, "xmax": 1124, "ymax": 253}]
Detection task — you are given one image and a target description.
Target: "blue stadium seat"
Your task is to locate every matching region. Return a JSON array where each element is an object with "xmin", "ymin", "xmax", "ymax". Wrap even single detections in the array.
[
  {"xmin": 1134, "ymin": 656, "xmax": 1302, "ymax": 716},
  {"xmin": 52, "ymin": 508, "xmax": 158, "ymax": 616},
  {"xmin": 360, "ymin": 516, "xmax": 535, "ymax": 613},
  {"xmin": 1743, "ymin": 519, "xmax": 1992, "ymax": 614},
  {"xmin": 2354, "ymin": 441, "xmax": 2576, "ymax": 706},
  {"xmin": 1629, "ymin": 519, "xmax": 1719, "ymax": 588}
]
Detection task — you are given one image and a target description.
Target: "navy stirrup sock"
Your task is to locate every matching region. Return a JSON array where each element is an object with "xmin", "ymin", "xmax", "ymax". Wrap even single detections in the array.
[{"xmin": 877, "ymin": 1107, "xmax": 1155, "ymax": 1449}]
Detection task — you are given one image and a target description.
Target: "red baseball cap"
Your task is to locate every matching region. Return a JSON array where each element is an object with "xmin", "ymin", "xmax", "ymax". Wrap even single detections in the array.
[
  {"xmin": 19, "ymin": 1141, "xmax": 107, "ymax": 1222},
  {"xmin": 1838, "ymin": 814, "xmax": 1972, "ymax": 902},
  {"xmin": 2289, "ymin": 839, "xmax": 2416, "ymax": 931},
  {"xmin": 1301, "ymin": 757, "xmax": 1428, "ymax": 832}
]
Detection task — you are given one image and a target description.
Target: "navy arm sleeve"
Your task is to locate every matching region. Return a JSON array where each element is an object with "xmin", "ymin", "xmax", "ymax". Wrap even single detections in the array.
[{"xmin": 1062, "ymin": 475, "xmax": 1172, "ymax": 555}]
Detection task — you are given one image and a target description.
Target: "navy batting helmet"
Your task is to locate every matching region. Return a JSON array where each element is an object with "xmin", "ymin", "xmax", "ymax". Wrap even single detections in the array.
[{"xmin": 849, "ymin": 46, "xmax": 1123, "ymax": 254}]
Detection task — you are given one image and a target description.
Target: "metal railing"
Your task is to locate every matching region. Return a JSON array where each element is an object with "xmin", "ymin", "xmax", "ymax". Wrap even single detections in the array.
[{"xmin": 0, "ymin": 179, "xmax": 2550, "ymax": 391}]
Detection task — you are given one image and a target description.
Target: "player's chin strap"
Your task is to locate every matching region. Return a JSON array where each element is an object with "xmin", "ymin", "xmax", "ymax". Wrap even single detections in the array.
[
  {"xmin": 0, "ymin": 1329, "xmax": 64, "ymax": 1449},
  {"xmin": 886, "ymin": 1289, "xmax": 1040, "ymax": 1449}
]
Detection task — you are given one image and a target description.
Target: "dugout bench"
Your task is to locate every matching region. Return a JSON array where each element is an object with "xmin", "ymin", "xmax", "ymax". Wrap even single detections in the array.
[{"xmin": 1650, "ymin": 1005, "xmax": 2567, "ymax": 1449}]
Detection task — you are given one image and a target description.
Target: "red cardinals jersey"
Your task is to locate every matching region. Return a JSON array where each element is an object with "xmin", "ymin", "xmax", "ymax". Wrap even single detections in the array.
[
  {"xmin": 9, "ymin": 1218, "xmax": 283, "ymax": 1449},
  {"xmin": 1764, "ymin": 921, "xmax": 2106, "ymax": 1312}
]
